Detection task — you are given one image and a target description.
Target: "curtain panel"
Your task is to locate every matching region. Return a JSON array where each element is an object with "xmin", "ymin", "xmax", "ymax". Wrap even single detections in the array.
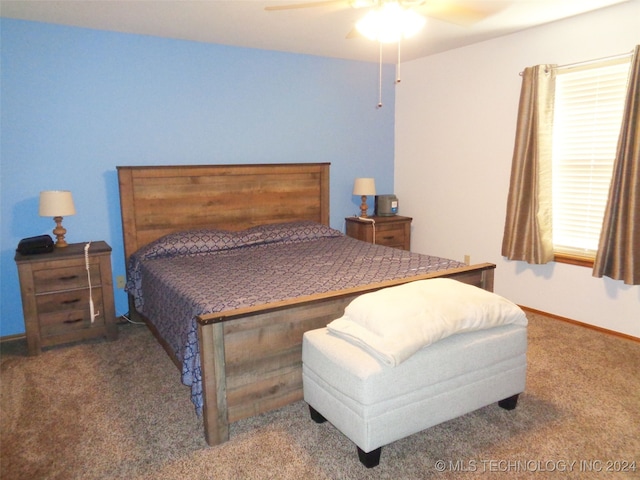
[
  {"xmin": 593, "ymin": 45, "xmax": 640, "ymax": 285},
  {"xmin": 501, "ymin": 65, "xmax": 556, "ymax": 264}
]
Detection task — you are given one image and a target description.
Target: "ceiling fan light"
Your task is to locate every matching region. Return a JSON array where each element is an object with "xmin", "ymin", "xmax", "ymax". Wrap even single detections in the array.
[
  {"xmin": 355, "ymin": 2, "xmax": 426, "ymax": 43},
  {"xmin": 356, "ymin": 10, "xmax": 384, "ymax": 41},
  {"xmin": 401, "ymin": 9, "xmax": 426, "ymax": 38}
]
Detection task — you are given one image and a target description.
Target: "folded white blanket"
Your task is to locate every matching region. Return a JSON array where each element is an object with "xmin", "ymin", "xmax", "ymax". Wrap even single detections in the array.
[{"xmin": 327, "ymin": 278, "xmax": 527, "ymax": 367}]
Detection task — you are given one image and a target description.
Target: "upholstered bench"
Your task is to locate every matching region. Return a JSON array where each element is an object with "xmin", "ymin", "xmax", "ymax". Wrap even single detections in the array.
[
  {"xmin": 301, "ymin": 279, "xmax": 528, "ymax": 468},
  {"xmin": 303, "ymin": 324, "xmax": 527, "ymax": 467}
]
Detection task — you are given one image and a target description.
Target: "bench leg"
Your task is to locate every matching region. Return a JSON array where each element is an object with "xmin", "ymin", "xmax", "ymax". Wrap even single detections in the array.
[
  {"xmin": 357, "ymin": 446, "xmax": 382, "ymax": 468},
  {"xmin": 498, "ymin": 394, "xmax": 520, "ymax": 410},
  {"xmin": 309, "ymin": 405, "xmax": 382, "ymax": 468},
  {"xmin": 308, "ymin": 405, "xmax": 327, "ymax": 423}
]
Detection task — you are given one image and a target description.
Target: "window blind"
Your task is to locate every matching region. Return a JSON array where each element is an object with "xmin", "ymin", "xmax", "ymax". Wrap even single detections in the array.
[{"xmin": 551, "ymin": 57, "xmax": 631, "ymax": 258}]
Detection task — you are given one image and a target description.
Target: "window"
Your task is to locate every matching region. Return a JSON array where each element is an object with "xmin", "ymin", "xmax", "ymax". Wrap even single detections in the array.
[{"xmin": 551, "ymin": 57, "xmax": 632, "ymax": 263}]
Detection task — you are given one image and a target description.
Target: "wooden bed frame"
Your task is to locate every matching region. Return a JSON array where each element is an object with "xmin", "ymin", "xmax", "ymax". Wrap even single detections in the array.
[{"xmin": 117, "ymin": 163, "xmax": 496, "ymax": 446}]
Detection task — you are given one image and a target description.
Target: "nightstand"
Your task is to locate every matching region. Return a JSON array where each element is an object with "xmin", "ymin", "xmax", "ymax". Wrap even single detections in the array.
[
  {"xmin": 15, "ymin": 241, "xmax": 118, "ymax": 355},
  {"xmin": 345, "ymin": 215, "xmax": 412, "ymax": 251}
]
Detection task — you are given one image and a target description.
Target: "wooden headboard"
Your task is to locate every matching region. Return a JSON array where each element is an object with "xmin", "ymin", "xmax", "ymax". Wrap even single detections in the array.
[{"xmin": 117, "ymin": 163, "xmax": 330, "ymax": 261}]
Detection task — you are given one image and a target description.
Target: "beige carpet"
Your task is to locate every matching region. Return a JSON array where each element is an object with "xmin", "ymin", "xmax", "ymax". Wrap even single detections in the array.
[{"xmin": 1, "ymin": 312, "xmax": 639, "ymax": 479}]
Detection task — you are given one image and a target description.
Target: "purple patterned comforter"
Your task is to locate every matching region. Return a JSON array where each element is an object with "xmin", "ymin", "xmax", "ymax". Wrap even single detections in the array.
[{"xmin": 125, "ymin": 221, "xmax": 464, "ymax": 413}]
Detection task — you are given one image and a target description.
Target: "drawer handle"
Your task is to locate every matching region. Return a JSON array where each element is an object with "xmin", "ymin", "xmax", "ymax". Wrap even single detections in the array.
[
  {"xmin": 382, "ymin": 236, "xmax": 395, "ymax": 240},
  {"xmin": 62, "ymin": 298, "xmax": 81, "ymax": 305},
  {"xmin": 59, "ymin": 275, "xmax": 79, "ymax": 281},
  {"xmin": 63, "ymin": 318, "xmax": 83, "ymax": 324}
]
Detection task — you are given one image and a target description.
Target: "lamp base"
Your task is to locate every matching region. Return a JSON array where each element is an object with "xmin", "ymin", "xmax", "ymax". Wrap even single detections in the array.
[
  {"xmin": 52, "ymin": 216, "xmax": 69, "ymax": 248},
  {"xmin": 359, "ymin": 195, "xmax": 369, "ymax": 218}
]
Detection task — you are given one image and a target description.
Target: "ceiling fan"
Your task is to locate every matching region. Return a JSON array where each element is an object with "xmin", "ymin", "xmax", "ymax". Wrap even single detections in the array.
[
  {"xmin": 265, "ymin": 0, "xmax": 502, "ymax": 35},
  {"xmin": 265, "ymin": 1, "xmax": 503, "ymax": 107}
]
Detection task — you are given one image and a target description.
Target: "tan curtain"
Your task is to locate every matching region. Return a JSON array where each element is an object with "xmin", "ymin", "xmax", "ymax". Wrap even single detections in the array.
[
  {"xmin": 502, "ymin": 65, "xmax": 556, "ymax": 264},
  {"xmin": 593, "ymin": 46, "xmax": 640, "ymax": 285}
]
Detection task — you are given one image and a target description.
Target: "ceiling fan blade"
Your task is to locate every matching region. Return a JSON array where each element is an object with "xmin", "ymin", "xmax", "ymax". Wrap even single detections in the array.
[
  {"xmin": 418, "ymin": 0, "xmax": 506, "ymax": 26},
  {"xmin": 345, "ymin": 27, "xmax": 362, "ymax": 39},
  {"xmin": 265, "ymin": 0, "xmax": 347, "ymax": 11}
]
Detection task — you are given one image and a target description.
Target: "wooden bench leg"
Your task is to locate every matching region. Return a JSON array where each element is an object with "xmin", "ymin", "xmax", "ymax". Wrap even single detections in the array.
[
  {"xmin": 498, "ymin": 393, "xmax": 520, "ymax": 410},
  {"xmin": 357, "ymin": 446, "xmax": 382, "ymax": 468}
]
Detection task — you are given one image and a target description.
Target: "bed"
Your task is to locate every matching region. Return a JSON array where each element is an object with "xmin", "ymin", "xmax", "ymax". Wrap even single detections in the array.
[{"xmin": 117, "ymin": 163, "xmax": 496, "ymax": 446}]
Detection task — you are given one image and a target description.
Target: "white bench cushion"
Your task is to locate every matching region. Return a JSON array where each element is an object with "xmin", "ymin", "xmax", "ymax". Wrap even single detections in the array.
[{"xmin": 303, "ymin": 324, "xmax": 527, "ymax": 407}]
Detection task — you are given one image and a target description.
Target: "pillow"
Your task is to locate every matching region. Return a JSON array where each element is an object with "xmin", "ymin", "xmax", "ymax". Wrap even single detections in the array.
[
  {"xmin": 133, "ymin": 228, "xmax": 240, "ymax": 260},
  {"xmin": 126, "ymin": 227, "xmax": 240, "ymax": 312},
  {"xmin": 327, "ymin": 278, "xmax": 528, "ymax": 367},
  {"xmin": 237, "ymin": 221, "xmax": 342, "ymax": 246}
]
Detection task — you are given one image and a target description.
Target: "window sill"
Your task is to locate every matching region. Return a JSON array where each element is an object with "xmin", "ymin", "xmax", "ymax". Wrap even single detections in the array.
[{"xmin": 554, "ymin": 253, "xmax": 594, "ymax": 268}]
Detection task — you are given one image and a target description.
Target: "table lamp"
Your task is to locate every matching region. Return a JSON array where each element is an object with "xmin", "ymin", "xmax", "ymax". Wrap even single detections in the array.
[
  {"xmin": 39, "ymin": 190, "xmax": 76, "ymax": 247},
  {"xmin": 353, "ymin": 178, "xmax": 376, "ymax": 218}
]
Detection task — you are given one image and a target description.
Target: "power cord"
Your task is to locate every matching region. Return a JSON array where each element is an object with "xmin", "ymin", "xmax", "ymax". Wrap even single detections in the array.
[
  {"xmin": 116, "ymin": 310, "xmax": 145, "ymax": 326},
  {"xmin": 357, "ymin": 216, "xmax": 376, "ymax": 244},
  {"xmin": 84, "ymin": 242, "xmax": 99, "ymax": 323}
]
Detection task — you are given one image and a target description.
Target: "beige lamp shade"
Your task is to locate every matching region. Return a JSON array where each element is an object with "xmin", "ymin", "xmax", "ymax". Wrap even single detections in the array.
[
  {"xmin": 39, "ymin": 190, "xmax": 76, "ymax": 217},
  {"xmin": 39, "ymin": 190, "xmax": 76, "ymax": 247},
  {"xmin": 352, "ymin": 178, "xmax": 376, "ymax": 196},
  {"xmin": 353, "ymin": 178, "xmax": 376, "ymax": 217}
]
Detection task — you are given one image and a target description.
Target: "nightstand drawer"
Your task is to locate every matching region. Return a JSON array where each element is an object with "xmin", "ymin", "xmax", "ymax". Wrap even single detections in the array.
[
  {"xmin": 36, "ymin": 287, "xmax": 103, "ymax": 315},
  {"xmin": 39, "ymin": 301, "xmax": 105, "ymax": 338},
  {"xmin": 345, "ymin": 215, "xmax": 412, "ymax": 251},
  {"xmin": 33, "ymin": 264, "xmax": 102, "ymax": 293},
  {"xmin": 375, "ymin": 225, "xmax": 406, "ymax": 247}
]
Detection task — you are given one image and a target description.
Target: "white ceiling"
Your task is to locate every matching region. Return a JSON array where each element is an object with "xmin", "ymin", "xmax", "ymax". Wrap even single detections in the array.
[{"xmin": 0, "ymin": 0, "xmax": 630, "ymax": 63}]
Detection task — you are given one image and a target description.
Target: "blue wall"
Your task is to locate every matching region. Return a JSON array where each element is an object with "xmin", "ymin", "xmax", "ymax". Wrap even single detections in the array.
[{"xmin": 0, "ymin": 19, "xmax": 396, "ymax": 336}]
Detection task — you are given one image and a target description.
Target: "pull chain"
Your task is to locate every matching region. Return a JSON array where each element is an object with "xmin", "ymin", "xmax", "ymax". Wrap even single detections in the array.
[
  {"xmin": 396, "ymin": 37, "xmax": 402, "ymax": 84},
  {"xmin": 377, "ymin": 39, "xmax": 403, "ymax": 108},
  {"xmin": 377, "ymin": 40, "xmax": 383, "ymax": 108}
]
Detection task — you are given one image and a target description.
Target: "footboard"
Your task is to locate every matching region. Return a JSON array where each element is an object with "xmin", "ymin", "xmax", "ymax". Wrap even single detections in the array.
[{"xmin": 197, "ymin": 263, "xmax": 495, "ymax": 445}]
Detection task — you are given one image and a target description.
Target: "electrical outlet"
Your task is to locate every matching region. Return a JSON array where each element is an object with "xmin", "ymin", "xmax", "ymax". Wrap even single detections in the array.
[
  {"xmin": 464, "ymin": 255, "xmax": 471, "ymax": 265},
  {"xmin": 116, "ymin": 275, "xmax": 126, "ymax": 289}
]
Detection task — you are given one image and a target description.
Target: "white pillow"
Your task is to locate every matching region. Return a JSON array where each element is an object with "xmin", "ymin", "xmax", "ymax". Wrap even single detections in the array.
[{"xmin": 327, "ymin": 278, "xmax": 527, "ymax": 366}]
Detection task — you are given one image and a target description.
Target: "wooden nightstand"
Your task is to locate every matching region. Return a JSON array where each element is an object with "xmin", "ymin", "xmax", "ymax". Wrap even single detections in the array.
[
  {"xmin": 345, "ymin": 215, "xmax": 412, "ymax": 251},
  {"xmin": 15, "ymin": 241, "xmax": 118, "ymax": 355}
]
